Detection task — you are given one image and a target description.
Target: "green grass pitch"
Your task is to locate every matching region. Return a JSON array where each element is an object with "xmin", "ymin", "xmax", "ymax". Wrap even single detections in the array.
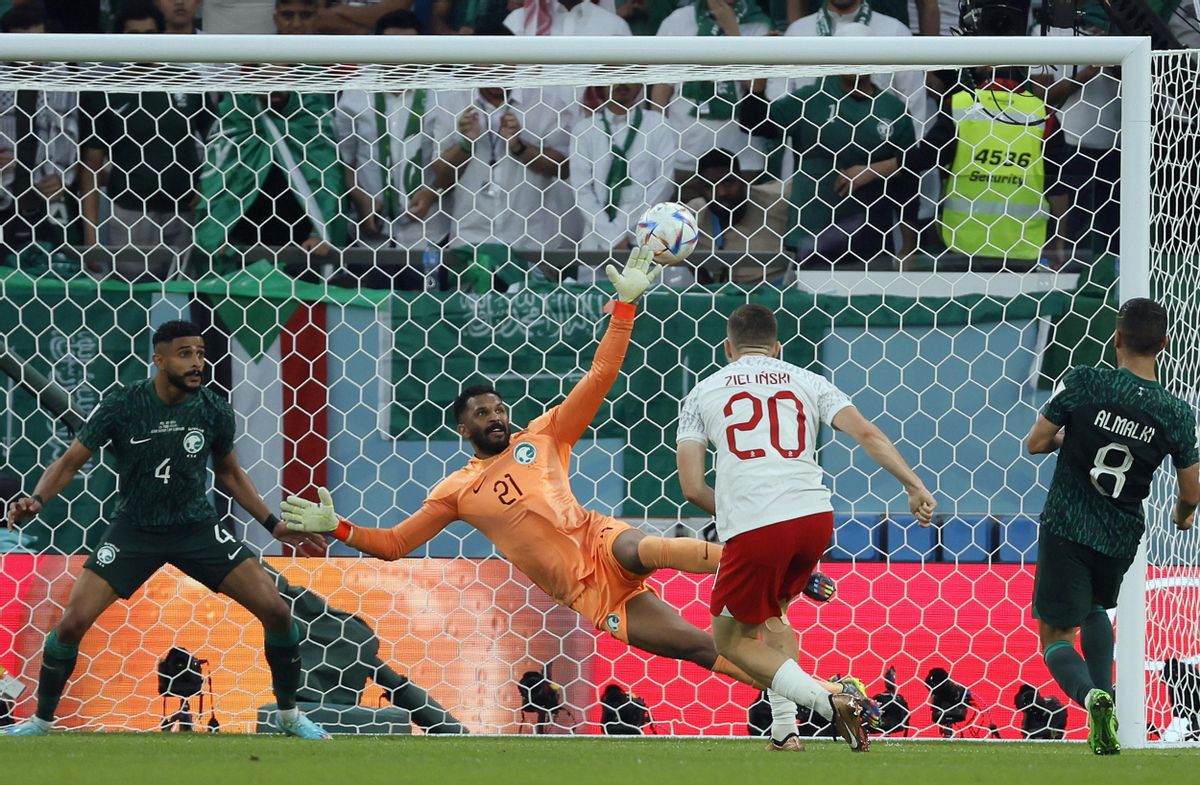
[{"xmin": 4, "ymin": 735, "xmax": 1200, "ymax": 785}]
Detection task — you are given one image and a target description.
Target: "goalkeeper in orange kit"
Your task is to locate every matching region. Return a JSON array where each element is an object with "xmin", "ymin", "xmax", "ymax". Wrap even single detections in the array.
[{"xmin": 283, "ymin": 249, "xmax": 854, "ymax": 707}]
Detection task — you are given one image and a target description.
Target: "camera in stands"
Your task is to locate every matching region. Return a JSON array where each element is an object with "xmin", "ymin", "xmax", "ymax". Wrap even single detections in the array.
[{"xmin": 959, "ymin": 0, "xmax": 1034, "ymax": 36}]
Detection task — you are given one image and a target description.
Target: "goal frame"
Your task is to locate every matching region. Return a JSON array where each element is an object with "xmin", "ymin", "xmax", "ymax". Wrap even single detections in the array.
[{"xmin": 0, "ymin": 32, "xmax": 1155, "ymax": 746}]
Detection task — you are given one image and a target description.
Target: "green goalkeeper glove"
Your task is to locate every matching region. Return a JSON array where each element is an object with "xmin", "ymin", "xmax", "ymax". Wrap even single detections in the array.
[
  {"xmin": 281, "ymin": 486, "xmax": 338, "ymax": 533},
  {"xmin": 605, "ymin": 246, "xmax": 661, "ymax": 303}
]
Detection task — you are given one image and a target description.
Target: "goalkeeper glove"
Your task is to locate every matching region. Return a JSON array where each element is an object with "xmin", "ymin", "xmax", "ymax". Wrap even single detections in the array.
[
  {"xmin": 802, "ymin": 571, "xmax": 836, "ymax": 603},
  {"xmin": 281, "ymin": 486, "xmax": 338, "ymax": 533},
  {"xmin": 605, "ymin": 245, "xmax": 661, "ymax": 303}
]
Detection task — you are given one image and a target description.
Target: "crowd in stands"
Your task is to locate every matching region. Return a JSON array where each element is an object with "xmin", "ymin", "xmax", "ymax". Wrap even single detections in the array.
[{"xmin": 2, "ymin": 0, "xmax": 1198, "ymax": 288}]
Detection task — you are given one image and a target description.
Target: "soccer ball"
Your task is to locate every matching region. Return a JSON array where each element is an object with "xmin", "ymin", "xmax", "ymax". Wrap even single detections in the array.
[{"xmin": 635, "ymin": 202, "xmax": 699, "ymax": 265}]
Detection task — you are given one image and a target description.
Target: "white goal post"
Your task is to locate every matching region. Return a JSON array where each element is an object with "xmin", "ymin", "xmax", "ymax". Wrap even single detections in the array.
[{"xmin": 1, "ymin": 32, "xmax": 1188, "ymax": 746}]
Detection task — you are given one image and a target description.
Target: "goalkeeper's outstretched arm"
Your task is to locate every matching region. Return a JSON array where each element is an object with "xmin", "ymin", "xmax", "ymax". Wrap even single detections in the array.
[
  {"xmin": 542, "ymin": 247, "xmax": 661, "ymax": 445},
  {"xmin": 282, "ymin": 487, "xmax": 457, "ymax": 560},
  {"xmin": 6, "ymin": 440, "xmax": 92, "ymax": 529}
]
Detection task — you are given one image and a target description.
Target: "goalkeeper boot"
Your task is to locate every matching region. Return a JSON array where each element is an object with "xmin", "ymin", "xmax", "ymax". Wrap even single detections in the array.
[
  {"xmin": 828, "ymin": 693, "xmax": 871, "ymax": 752},
  {"xmin": 275, "ymin": 710, "xmax": 332, "ymax": 740},
  {"xmin": 1085, "ymin": 689, "xmax": 1120, "ymax": 756},
  {"xmin": 836, "ymin": 676, "xmax": 881, "ymax": 730},
  {"xmin": 765, "ymin": 733, "xmax": 805, "ymax": 752},
  {"xmin": 1, "ymin": 717, "xmax": 51, "ymax": 736}
]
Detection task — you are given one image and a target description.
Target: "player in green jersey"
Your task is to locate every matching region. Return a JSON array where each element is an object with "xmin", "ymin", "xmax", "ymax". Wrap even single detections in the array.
[
  {"xmin": 3, "ymin": 320, "xmax": 331, "ymax": 739},
  {"xmin": 1026, "ymin": 298, "xmax": 1199, "ymax": 755}
]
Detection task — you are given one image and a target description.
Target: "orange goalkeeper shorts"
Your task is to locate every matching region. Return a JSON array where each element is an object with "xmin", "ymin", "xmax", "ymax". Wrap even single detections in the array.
[{"xmin": 570, "ymin": 519, "xmax": 653, "ymax": 644}]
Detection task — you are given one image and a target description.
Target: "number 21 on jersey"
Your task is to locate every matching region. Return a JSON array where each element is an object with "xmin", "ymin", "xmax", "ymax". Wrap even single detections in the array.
[{"xmin": 724, "ymin": 391, "xmax": 806, "ymax": 460}]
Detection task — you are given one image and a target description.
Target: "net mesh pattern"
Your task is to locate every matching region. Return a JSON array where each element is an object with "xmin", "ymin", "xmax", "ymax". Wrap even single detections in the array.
[{"xmin": 0, "ymin": 47, "xmax": 1191, "ymax": 742}]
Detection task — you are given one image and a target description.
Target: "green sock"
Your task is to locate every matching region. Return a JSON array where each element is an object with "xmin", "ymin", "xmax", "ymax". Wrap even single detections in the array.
[
  {"xmin": 264, "ymin": 621, "xmax": 302, "ymax": 712},
  {"xmin": 1080, "ymin": 608, "xmax": 1115, "ymax": 697},
  {"xmin": 35, "ymin": 629, "xmax": 80, "ymax": 722},
  {"xmin": 1044, "ymin": 640, "xmax": 1095, "ymax": 707}
]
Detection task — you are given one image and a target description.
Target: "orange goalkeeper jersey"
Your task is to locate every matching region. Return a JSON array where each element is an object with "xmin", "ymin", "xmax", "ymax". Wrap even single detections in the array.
[{"xmin": 339, "ymin": 302, "xmax": 636, "ymax": 609}]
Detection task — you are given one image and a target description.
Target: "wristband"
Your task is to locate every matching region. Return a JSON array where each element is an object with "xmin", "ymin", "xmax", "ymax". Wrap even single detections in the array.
[
  {"xmin": 259, "ymin": 513, "xmax": 280, "ymax": 534},
  {"xmin": 610, "ymin": 301, "xmax": 637, "ymax": 319},
  {"xmin": 459, "ymin": 137, "xmax": 472, "ymax": 154},
  {"xmin": 333, "ymin": 518, "xmax": 354, "ymax": 543},
  {"xmin": 511, "ymin": 141, "xmax": 528, "ymax": 157},
  {"xmin": 31, "ymin": 494, "xmax": 44, "ymax": 505}
]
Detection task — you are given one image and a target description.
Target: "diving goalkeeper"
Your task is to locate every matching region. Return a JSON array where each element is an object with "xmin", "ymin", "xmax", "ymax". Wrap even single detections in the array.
[{"xmin": 284, "ymin": 249, "xmax": 859, "ymax": 700}]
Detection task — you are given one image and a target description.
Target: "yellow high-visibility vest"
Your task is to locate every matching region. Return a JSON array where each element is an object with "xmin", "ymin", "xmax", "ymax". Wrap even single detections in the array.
[{"xmin": 941, "ymin": 89, "xmax": 1049, "ymax": 261}]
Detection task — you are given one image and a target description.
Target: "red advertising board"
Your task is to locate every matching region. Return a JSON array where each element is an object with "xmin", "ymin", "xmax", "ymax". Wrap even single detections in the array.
[{"xmin": 1, "ymin": 556, "xmax": 1193, "ymax": 737}]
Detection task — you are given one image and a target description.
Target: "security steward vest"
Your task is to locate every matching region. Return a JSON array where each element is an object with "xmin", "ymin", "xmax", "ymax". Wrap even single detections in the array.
[{"xmin": 941, "ymin": 88, "xmax": 1049, "ymax": 261}]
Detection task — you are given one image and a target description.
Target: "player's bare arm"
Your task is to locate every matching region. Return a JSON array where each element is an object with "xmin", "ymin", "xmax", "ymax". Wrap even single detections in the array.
[
  {"xmin": 1026, "ymin": 415, "xmax": 1065, "ymax": 455},
  {"xmin": 676, "ymin": 440, "xmax": 716, "ymax": 516},
  {"xmin": 212, "ymin": 449, "xmax": 324, "ymax": 553},
  {"xmin": 1174, "ymin": 462, "xmax": 1199, "ymax": 531},
  {"xmin": 7, "ymin": 439, "xmax": 93, "ymax": 529},
  {"xmin": 831, "ymin": 405, "xmax": 936, "ymax": 525}
]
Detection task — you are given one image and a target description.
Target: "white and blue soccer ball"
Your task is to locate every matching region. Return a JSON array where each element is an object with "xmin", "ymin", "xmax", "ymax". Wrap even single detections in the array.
[{"xmin": 635, "ymin": 202, "xmax": 699, "ymax": 265}]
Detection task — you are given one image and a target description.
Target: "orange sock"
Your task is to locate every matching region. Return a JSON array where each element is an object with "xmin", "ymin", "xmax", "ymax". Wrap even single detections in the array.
[
  {"xmin": 712, "ymin": 655, "xmax": 766, "ymax": 690},
  {"xmin": 636, "ymin": 536, "xmax": 722, "ymax": 574}
]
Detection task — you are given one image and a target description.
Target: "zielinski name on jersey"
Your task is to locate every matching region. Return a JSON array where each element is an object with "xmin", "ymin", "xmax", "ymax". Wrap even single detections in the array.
[
  {"xmin": 725, "ymin": 371, "xmax": 791, "ymax": 387},
  {"xmin": 1093, "ymin": 410, "xmax": 1155, "ymax": 443}
]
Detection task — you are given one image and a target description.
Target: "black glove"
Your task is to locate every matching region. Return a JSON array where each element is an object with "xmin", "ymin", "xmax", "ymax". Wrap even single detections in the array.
[{"xmin": 802, "ymin": 571, "xmax": 836, "ymax": 603}]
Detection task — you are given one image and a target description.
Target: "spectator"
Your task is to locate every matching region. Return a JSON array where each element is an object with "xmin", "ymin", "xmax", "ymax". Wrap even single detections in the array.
[
  {"xmin": 1031, "ymin": 15, "xmax": 1120, "ymax": 261},
  {"xmin": 0, "ymin": 0, "xmax": 99, "ymax": 32},
  {"xmin": 936, "ymin": 0, "xmax": 957, "ymax": 34},
  {"xmin": 777, "ymin": 0, "xmax": 928, "ymax": 130},
  {"xmin": 779, "ymin": 2, "xmax": 934, "ymax": 256},
  {"xmin": 505, "ymin": 0, "xmax": 631, "ymax": 35},
  {"xmin": 786, "ymin": 0, "xmax": 939, "ymax": 33},
  {"xmin": 653, "ymin": 0, "xmax": 771, "ymax": 177},
  {"xmin": 615, "ymin": 0, "xmax": 676, "ymax": 35},
  {"xmin": 0, "ymin": 1, "xmax": 78, "ymax": 267},
  {"xmin": 843, "ymin": 64, "xmax": 1071, "ymax": 269},
  {"xmin": 872, "ymin": 0, "xmax": 939, "ymax": 35},
  {"xmin": 506, "ymin": 1, "xmax": 630, "ymax": 116},
  {"xmin": 193, "ymin": 0, "xmax": 345, "ymax": 270},
  {"xmin": 273, "ymin": 0, "xmax": 324, "ymax": 32},
  {"xmin": 79, "ymin": 1, "xmax": 207, "ymax": 280},
  {"xmin": 316, "ymin": 1, "xmax": 433, "ymax": 34},
  {"xmin": 429, "ymin": 32, "xmax": 578, "ymax": 288},
  {"xmin": 454, "ymin": 0, "xmax": 522, "ymax": 34},
  {"xmin": 155, "ymin": 0, "xmax": 200, "ymax": 33},
  {"xmin": 202, "ymin": 0, "xmax": 277, "ymax": 33},
  {"xmin": 684, "ymin": 149, "xmax": 791, "ymax": 285},
  {"xmin": 424, "ymin": 0, "xmax": 457, "ymax": 33},
  {"xmin": 334, "ymin": 9, "xmax": 448, "ymax": 288},
  {"xmin": 942, "ymin": 67, "xmax": 1068, "ymax": 269},
  {"xmin": 569, "ymin": 83, "xmax": 674, "ymax": 255},
  {"xmin": 743, "ymin": 38, "xmax": 916, "ymax": 269}
]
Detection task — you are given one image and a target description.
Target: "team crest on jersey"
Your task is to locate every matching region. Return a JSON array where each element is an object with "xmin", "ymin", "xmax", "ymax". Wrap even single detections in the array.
[
  {"xmin": 605, "ymin": 613, "xmax": 621, "ymax": 635},
  {"xmin": 183, "ymin": 429, "xmax": 205, "ymax": 455},
  {"xmin": 513, "ymin": 442, "xmax": 537, "ymax": 465},
  {"xmin": 95, "ymin": 543, "xmax": 119, "ymax": 566}
]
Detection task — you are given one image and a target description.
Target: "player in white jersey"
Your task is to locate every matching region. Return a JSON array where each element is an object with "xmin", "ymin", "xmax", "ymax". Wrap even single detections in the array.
[{"xmin": 676, "ymin": 305, "xmax": 936, "ymax": 752}]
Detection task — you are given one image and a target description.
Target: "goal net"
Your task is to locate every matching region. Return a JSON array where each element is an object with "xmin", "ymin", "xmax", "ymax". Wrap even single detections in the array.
[{"xmin": 0, "ymin": 33, "xmax": 1192, "ymax": 744}]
